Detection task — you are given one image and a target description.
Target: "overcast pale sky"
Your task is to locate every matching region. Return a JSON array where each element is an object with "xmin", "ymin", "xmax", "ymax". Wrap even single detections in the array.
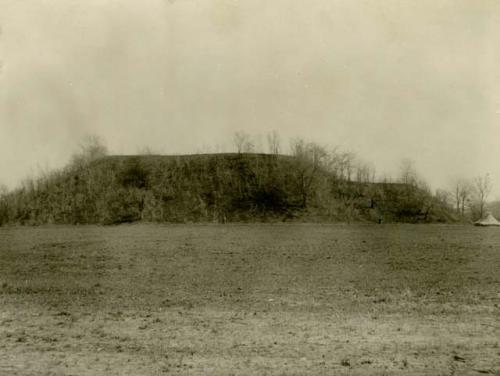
[{"xmin": 1, "ymin": 0, "xmax": 499, "ymax": 197}]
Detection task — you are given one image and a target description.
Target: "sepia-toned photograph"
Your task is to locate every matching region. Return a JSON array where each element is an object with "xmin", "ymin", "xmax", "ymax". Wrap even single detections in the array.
[{"xmin": 1, "ymin": 0, "xmax": 499, "ymax": 374}]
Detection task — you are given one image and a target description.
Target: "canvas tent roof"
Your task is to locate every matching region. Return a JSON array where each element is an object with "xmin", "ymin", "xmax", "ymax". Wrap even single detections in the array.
[{"xmin": 474, "ymin": 213, "xmax": 500, "ymax": 226}]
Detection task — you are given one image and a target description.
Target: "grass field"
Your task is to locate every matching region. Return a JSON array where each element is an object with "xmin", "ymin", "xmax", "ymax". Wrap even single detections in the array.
[{"xmin": 0, "ymin": 224, "xmax": 499, "ymax": 375}]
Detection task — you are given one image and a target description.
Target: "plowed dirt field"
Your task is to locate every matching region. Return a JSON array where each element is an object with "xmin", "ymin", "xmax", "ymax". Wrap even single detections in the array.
[{"xmin": 1, "ymin": 224, "xmax": 499, "ymax": 375}]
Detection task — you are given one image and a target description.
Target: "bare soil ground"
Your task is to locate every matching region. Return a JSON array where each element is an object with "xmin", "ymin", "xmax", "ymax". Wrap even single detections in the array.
[{"xmin": 0, "ymin": 223, "xmax": 499, "ymax": 375}]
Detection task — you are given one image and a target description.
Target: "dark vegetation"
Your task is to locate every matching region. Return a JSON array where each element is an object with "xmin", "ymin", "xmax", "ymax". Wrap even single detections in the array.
[{"xmin": 0, "ymin": 150, "xmax": 454, "ymax": 225}]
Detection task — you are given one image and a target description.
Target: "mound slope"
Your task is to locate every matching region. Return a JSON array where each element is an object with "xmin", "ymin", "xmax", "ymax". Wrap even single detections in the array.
[{"xmin": 0, "ymin": 153, "xmax": 452, "ymax": 225}]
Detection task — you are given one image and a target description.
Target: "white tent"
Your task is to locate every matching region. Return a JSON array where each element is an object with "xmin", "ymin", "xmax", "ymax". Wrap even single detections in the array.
[{"xmin": 474, "ymin": 213, "xmax": 500, "ymax": 226}]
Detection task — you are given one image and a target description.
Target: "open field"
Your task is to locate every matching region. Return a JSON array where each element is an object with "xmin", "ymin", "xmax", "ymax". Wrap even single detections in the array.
[{"xmin": 0, "ymin": 224, "xmax": 499, "ymax": 375}]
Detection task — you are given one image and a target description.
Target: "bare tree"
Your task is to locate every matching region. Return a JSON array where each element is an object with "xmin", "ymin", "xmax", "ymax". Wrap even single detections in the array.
[
  {"xmin": 451, "ymin": 178, "xmax": 473, "ymax": 220},
  {"xmin": 233, "ymin": 131, "xmax": 254, "ymax": 153},
  {"xmin": 80, "ymin": 134, "xmax": 108, "ymax": 160},
  {"xmin": 266, "ymin": 130, "xmax": 281, "ymax": 155},
  {"xmin": 289, "ymin": 139, "xmax": 329, "ymax": 208},
  {"xmin": 399, "ymin": 158, "xmax": 418, "ymax": 186},
  {"xmin": 472, "ymin": 173, "xmax": 492, "ymax": 220},
  {"xmin": 335, "ymin": 151, "xmax": 356, "ymax": 181},
  {"xmin": 435, "ymin": 188, "xmax": 451, "ymax": 207},
  {"xmin": 326, "ymin": 147, "xmax": 341, "ymax": 179},
  {"xmin": 71, "ymin": 134, "xmax": 108, "ymax": 169},
  {"xmin": 355, "ymin": 160, "xmax": 375, "ymax": 183}
]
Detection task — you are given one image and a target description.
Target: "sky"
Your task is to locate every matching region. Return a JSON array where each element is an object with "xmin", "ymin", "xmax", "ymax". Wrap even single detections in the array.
[{"xmin": 1, "ymin": 0, "xmax": 499, "ymax": 197}]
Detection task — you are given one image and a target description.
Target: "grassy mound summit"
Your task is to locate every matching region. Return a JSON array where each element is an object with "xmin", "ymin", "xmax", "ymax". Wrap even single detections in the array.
[{"xmin": 0, "ymin": 153, "xmax": 453, "ymax": 225}]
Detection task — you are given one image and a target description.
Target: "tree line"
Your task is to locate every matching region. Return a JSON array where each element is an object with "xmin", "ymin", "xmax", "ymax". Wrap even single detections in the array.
[
  {"xmin": 0, "ymin": 132, "xmax": 481, "ymax": 225},
  {"xmin": 448, "ymin": 174, "xmax": 493, "ymax": 222}
]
